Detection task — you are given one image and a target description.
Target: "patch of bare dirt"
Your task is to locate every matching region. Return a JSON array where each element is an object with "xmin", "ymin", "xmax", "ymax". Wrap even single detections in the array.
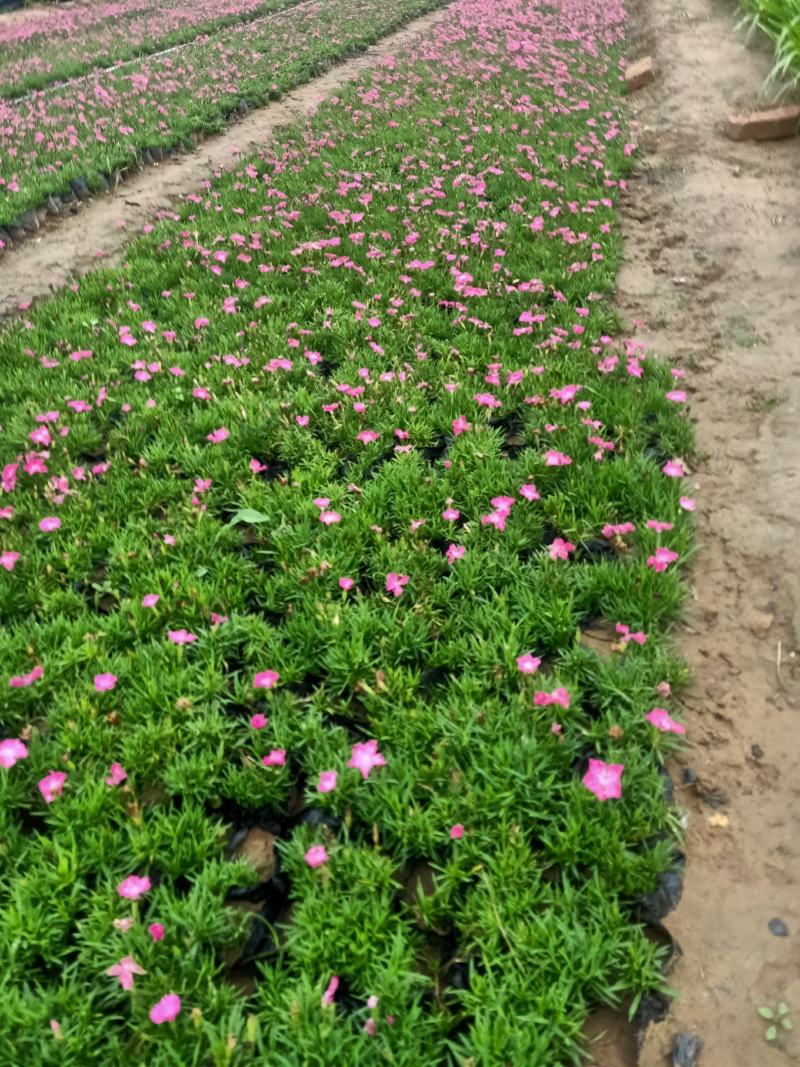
[
  {"xmin": 619, "ymin": 0, "xmax": 800, "ymax": 1064},
  {"xmin": 0, "ymin": 5, "xmax": 450, "ymax": 319}
]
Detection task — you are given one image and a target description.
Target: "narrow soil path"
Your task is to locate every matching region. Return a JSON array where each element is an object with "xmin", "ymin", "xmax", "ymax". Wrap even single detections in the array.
[
  {"xmin": 0, "ymin": 5, "xmax": 449, "ymax": 319},
  {"xmin": 619, "ymin": 0, "xmax": 800, "ymax": 1064}
]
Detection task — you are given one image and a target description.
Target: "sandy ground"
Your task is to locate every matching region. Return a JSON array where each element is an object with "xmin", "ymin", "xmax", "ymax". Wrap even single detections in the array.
[
  {"xmin": 0, "ymin": 5, "xmax": 449, "ymax": 319},
  {"xmin": 612, "ymin": 0, "xmax": 800, "ymax": 1064}
]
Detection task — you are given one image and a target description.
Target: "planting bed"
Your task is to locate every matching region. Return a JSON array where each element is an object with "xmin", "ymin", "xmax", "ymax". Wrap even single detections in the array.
[
  {"xmin": 0, "ymin": 0, "xmax": 448, "ymax": 230},
  {"xmin": 0, "ymin": 0, "xmax": 694, "ymax": 1062},
  {"xmin": 0, "ymin": 0, "xmax": 304, "ymax": 99}
]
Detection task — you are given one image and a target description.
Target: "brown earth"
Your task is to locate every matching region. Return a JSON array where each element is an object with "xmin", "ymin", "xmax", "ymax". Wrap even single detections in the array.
[
  {"xmin": 608, "ymin": 0, "xmax": 800, "ymax": 1064},
  {"xmin": 0, "ymin": 5, "xmax": 450, "ymax": 319}
]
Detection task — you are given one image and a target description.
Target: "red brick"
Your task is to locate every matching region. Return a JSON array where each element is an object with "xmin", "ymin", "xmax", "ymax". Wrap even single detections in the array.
[
  {"xmin": 724, "ymin": 105, "xmax": 800, "ymax": 142},
  {"xmin": 625, "ymin": 57, "xmax": 654, "ymax": 92}
]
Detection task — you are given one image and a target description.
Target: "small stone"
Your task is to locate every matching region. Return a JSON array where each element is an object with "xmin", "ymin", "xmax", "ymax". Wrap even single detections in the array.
[
  {"xmin": 0, "ymin": 227, "xmax": 13, "ymax": 250},
  {"xmin": 751, "ymin": 743, "xmax": 764, "ymax": 760},
  {"xmin": 141, "ymin": 149, "xmax": 155, "ymax": 166},
  {"xmin": 46, "ymin": 196, "xmax": 61, "ymax": 217},
  {"xmin": 625, "ymin": 56, "xmax": 655, "ymax": 92},
  {"xmin": 97, "ymin": 173, "xmax": 110, "ymax": 192},
  {"xmin": 681, "ymin": 767, "xmax": 698, "ymax": 784},
  {"xmin": 672, "ymin": 1032, "xmax": 704, "ymax": 1066},
  {"xmin": 149, "ymin": 146, "xmax": 164, "ymax": 162},
  {"xmin": 725, "ymin": 104, "xmax": 800, "ymax": 142},
  {"xmin": 768, "ymin": 917, "xmax": 789, "ymax": 937},
  {"xmin": 8, "ymin": 223, "xmax": 26, "ymax": 241},
  {"xmin": 746, "ymin": 608, "xmax": 773, "ymax": 634},
  {"xmin": 707, "ymin": 812, "xmax": 729, "ymax": 828}
]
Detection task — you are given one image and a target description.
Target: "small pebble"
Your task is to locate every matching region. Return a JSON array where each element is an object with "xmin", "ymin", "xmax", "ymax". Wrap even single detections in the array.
[
  {"xmin": 768, "ymin": 918, "xmax": 789, "ymax": 937},
  {"xmin": 673, "ymin": 1032, "xmax": 703, "ymax": 1066}
]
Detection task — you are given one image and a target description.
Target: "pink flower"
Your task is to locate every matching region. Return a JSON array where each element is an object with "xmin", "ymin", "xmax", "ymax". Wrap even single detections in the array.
[
  {"xmin": 544, "ymin": 450, "xmax": 572, "ymax": 466},
  {"xmin": 113, "ymin": 917, "xmax": 135, "ymax": 932},
  {"xmin": 105, "ymin": 763, "xmax": 127, "ymax": 787},
  {"xmin": 646, "ymin": 520, "xmax": 673, "ymax": 533},
  {"xmin": 320, "ymin": 510, "xmax": 341, "ymax": 525},
  {"xmin": 304, "ymin": 845, "xmax": 329, "ymax": 868},
  {"xmin": 662, "ymin": 459, "xmax": 685, "ymax": 478},
  {"xmin": 0, "ymin": 551, "xmax": 20, "ymax": 572},
  {"xmin": 516, "ymin": 653, "xmax": 541, "ymax": 674},
  {"xmin": 338, "ymin": 577, "xmax": 354, "ymax": 590},
  {"xmin": 149, "ymin": 993, "xmax": 181, "ymax": 1025},
  {"xmin": 168, "ymin": 629, "xmax": 197, "ymax": 645},
  {"xmin": 94, "ymin": 673, "xmax": 118, "ymax": 692},
  {"xmin": 38, "ymin": 770, "xmax": 66, "ymax": 803},
  {"xmin": 38, "ymin": 516, "xmax": 61, "ymax": 532},
  {"xmin": 646, "ymin": 708, "xmax": 686, "ymax": 735},
  {"xmin": 148, "ymin": 922, "xmax": 165, "ymax": 941},
  {"xmin": 519, "ymin": 483, "xmax": 540, "ymax": 501},
  {"xmin": 321, "ymin": 975, "xmax": 339, "ymax": 1008},
  {"xmin": 262, "ymin": 749, "xmax": 286, "ymax": 767},
  {"xmin": 450, "ymin": 824, "xmax": 464, "ymax": 840},
  {"xmin": 117, "ymin": 875, "xmax": 151, "ymax": 900},
  {"xmin": 364, "ymin": 1019, "xmax": 377, "ymax": 1037},
  {"xmin": 9, "ymin": 664, "xmax": 44, "ymax": 688},
  {"xmin": 106, "ymin": 956, "xmax": 145, "ymax": 992},
  {"xmin": 656, "ymin": 680, "xmax": 672, "ymax": 698},
  {"xmin": 207, "ymin": 428, "xmax": 230, "ymax": 444},
  {"xmin": 679, "ymin": 496, "xmax": 696, "ymax": 512},
  {"xmin": 582, "ymin": 758, "xmax": 624, "ymax": 801},
  {"xmin": 347, "ymin": 739, "xmax": 387, "ymax": 780},
  {"xmin": 318, "ymin": 770, "xmax": 338, "ymax": 793},
  {"xmin": 249, "ymin": 713, "xmax": 268, "ymax": 729},
  {"xmin": 665, "ymin": 390, "xmax": 686, "ymax": 403},
  {"xmin": 549, "ymin": 538, "xmax": 575, "ymax": 561},
  {"xmin": 385, "ymin": 572, "xmax": 409, "ymax": 597},
  {"xmin": 647, "ymin": 547, "xmax": 679, "ymax": 572},
  {"xmin": 446, "ymin": 544, "xmax": 466, "ymax": 565},
  {"xmin": 452, "ymin": 415, "xmax": 471, "ymax": 436},
  {"xmin": 356, "ymin": 430, "xmax": 380, "ymax": 445},
  {"xmin": 141, "ymin": 593, "xmax": 160, "ymax": 608},
  {"xmin": 442, "ymin": 507, "xmax": 460, "ymax": 521},
  {"xmin": 0, "ymin": 738, "xmax": 28, "ymax": 768},
  {"xmin": 253, "ymin": 670, "xmax": 280, "ymax": 689},
  {"xmin": 534, "ymin": 688, "xmax": 570, "ymax": 709}
]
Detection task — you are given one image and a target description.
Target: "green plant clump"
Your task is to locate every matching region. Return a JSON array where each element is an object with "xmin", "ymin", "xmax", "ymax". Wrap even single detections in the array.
[{"xmin": 0, "ymin": 0, "xmax": 694, "ymax": 1062}]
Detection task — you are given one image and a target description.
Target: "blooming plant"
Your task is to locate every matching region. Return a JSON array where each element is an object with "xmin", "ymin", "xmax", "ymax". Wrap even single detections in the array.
[{"xmin": 0, "ymin": 0, "xmax": 694, "ymax": 1060}]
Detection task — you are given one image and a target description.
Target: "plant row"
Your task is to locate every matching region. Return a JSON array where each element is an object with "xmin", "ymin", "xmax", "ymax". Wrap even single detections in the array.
[
  {"xmin": 0, "ymin": 0, "xmax": 306, "ymax": 100},
  {"xmin": 0, "ymin": 0, "xmax": 447, "ymax": 230},
  {"xmin": 0, "ymin": 0, "xmax": 693, "ymax": 1061}
]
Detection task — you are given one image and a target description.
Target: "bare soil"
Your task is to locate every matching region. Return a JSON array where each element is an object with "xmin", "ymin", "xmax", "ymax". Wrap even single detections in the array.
[
  {"xmin": 0, "ymin": 6, "xmax": 450, "ymax": 319},
  {"xmin": 614, "ymin": 0, "xmax": 800, "ymax": 1064}
]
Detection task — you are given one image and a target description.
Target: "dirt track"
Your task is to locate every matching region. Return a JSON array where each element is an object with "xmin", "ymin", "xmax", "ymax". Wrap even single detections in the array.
[{"xmin": 617, "ymin": 0, "xmax": 800, "ymax": 1064}]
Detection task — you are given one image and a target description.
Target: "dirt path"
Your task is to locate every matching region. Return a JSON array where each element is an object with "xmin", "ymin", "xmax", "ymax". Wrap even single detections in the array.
[
  {"xmin": 0, "ymin": 6, "xmax": 449, "ymax": 319},
  {"xmin": 617, "ymin": 0, "xmax": 800, "ymax": 1064}
]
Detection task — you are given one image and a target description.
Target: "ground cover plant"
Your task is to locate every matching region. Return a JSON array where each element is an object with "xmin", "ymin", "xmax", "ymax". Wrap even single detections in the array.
[
  {"xmin": 739, "ymin": 0, "xmax": 800, "ymax": 82},
  {"xmin": 0, "ymin": 0, "xmax": 695, "ymax": 1061},
  {"xmin": 0, "ymin": 0, "xmax": 305, "ymax": 99},
  {"xmin": 0, "ymin": 0, "xmax": 448, "ymax": 228}
]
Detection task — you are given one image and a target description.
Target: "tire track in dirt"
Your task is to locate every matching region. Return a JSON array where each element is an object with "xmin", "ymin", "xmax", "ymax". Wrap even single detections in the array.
[
  {"xmin": 618, "ymin": 1, "xmax": 800, "ymax": 1064},
  {"xmin": 0, "ymin": 5, "xmax": 451, "ymax": 320}
]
